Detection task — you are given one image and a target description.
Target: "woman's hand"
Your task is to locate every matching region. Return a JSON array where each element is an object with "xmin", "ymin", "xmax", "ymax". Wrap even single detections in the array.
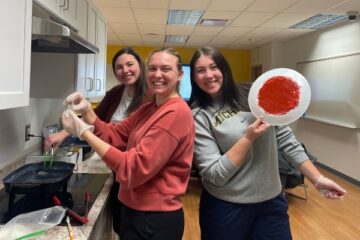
[
  {"xmin": 44, "ymin": 130, "xmax": 69, "ymax": 151},
  {"xmin": 63, "ymin": 92, "xmax": 91, "ymax": 114},
  {"xmin": 245, "ymin": 118, "xmax": 270, "ymax": 142},
  {"xmin": 62, "ymin": 109, "xmax": 94, "ymax": 140},
  {"xmin": 314, "ymin": 175, "xmax": 347, "ymax": 199}
]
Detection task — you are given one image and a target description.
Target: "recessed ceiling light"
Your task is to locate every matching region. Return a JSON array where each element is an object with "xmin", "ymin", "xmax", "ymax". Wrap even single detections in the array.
[
  {"xmin": 199, "ymin": 19, "xmax": 230, "ymax": 27},
  {"xmin": 168, "ymin": 10, "xmax": 204, "ymax": 25},
  {"xmin": 290, "ymin": 14, "xmax": 347, "ymax": 29},
  {"xmin": 165, "ymin": 35, "xmax": 189, "ymax": 43}
]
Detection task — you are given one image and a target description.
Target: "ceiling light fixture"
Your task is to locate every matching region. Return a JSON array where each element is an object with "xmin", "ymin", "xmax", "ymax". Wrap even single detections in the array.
[
  {"xmin": 290, "ymin": 14, "xmax": 347, "ymax": 29},
  {"xmin": 199, "ymin": 19, "xmax": 230, "ymax": 27},
  {"xmin": 165, "ymin": 35, "xmax": 189, "ymax": 43},
  {"xmin": 167, "ymin": 10, "xmax": 204, "ymax": 25}
]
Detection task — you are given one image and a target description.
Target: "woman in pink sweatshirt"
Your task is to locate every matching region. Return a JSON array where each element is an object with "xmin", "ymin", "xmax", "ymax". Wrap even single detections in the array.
[{"xmin": 62, "ymin": 47, "xmax": 195, "ymax": 240}]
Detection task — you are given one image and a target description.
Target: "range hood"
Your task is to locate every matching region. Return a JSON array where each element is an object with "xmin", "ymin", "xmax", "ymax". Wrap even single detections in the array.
[{"xmin": 32, "ymin": 6, "xmax": 98, "ymax": 54}]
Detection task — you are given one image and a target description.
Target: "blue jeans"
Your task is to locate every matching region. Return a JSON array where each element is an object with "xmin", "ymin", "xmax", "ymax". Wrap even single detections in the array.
[{"xmin": 200, "ymin": 190, "xmax": 291, "ymax": 240}]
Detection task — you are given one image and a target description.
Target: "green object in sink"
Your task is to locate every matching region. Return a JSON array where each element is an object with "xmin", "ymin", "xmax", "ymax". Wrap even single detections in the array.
[{"xmin": 43, "ymin": 146, "xmax": 55, "ymax": 168}]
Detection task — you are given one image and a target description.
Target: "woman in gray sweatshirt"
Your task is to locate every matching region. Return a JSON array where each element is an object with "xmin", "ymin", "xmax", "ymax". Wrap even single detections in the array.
[{"xmin": 188, "ymin": 46, "xmax": 346, "ymax": 240}]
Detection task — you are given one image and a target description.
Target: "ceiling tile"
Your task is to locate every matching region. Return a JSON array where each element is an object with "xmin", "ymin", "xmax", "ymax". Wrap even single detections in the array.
[
  {"xmin": 245, "ymin": 27, "xmax": 284, "ymax": 38},
  {"xmin": 119, "ymin": 33, "xmax": 142, "ymax": 41},
  {"xmin": 123, "ymin": 40, "xmax": 144, "ymax": 46},
  {"xmin": 191, "ymin": 26, "xmax": 224, "ymax": 36},
  {"xmin": 202, "ymin": 11, "xmax": 240, "ymax": 20},
  {"xmin": 138, "ymin": 24, "xmax": 166, "ymax": 35},
  {"xmin": 261, "ymin": 13, "xmax": 313, "ymax": 28},
  {"xmin": 325, "ymin": 0, "xmax": 360, "ymax": 13},
  {"xmin": 98, "ymin": 7, "xmax": 135, "ymax": 23},
  {"xmin": 107, "ymin": 30, "xmax": 119, "ymax": 41},
  {"xmin": 231, "ymin": 12, "xmax": 275, "ymax": 27},
  {"xmin": 110, "ymin": 23, "xmax": 139, "ymax": 34},
  {"xmin": 166, "ymin": 25, "xmax": 195, "ymax": 35},
  {"xmin": 143, "ymin": 41, "xmax": 164, "ymax": 47},
  {"xmin": 246, "ymin": 0, "xmax": 299, "ymax": 12},
  {"xmin": 130, "ymin": 0, "xmax": 169, "ymax": 9},
  {"xmin": 228, "ymin": 37, "xmax": 257, "ymax": 49},
  {"xmin": 209, "ymin": 35, "xmax": 239, "ymax": 45},
  {"xmin": 133, "ymin": 9, "xmax": 168, "ymax": 24},
  {"xmin": 220, "ymin": 26, "xmax": 253, "ymax": 36},
  {"xmin": 94, "ymin": 0, "xmax": 355, "ymax": 49},
  {"xmin": 186, "ymin": 35, "xmax": 213, "ymax": 46},
  {"xmin": 207, "ymin": 0, "xmax": 255, "ymax": 11},
  {"xmin": 108, "ymin": 39, "xmax": 125, "ymax": 45},
  {"xmin": 170, "ymin": 0, "xmax": 210, "ymax": 10},
  {"xmin": 142, "ymin": 34, "xmax": 165, "ymax": 42},
  {"xmin": 94, "ymin": 0, "xmax": 130, "ymax": 8},
  {"xmin": 285, "ymin": 0, "xmax": 348, "ymax": 14}
]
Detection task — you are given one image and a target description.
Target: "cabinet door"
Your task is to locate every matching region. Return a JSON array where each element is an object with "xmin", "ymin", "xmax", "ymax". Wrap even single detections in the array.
[
  {"xmin": 35, "ymin": 0, "xmax": 77, "ymax": 29},
  {"xmin": 76, "ymin": 0, "xmax": 88, "ymax": 96},
  {"xmin": 0, "ymin": 0, "xmax": 32, "ymax": 110},
  {"xmin": 61, "ymin": 0, "xmax": 77, "ymax": 27},
  {"xmin": 34, "ymin": 0, "xmax": 61, "ymax": 17},
  {"xmin": 84, "ymin": 6, "xmax": 97, "ymax": 98},
  {"xmin": 95, "ymin": 15, "xmax": 107, "ymax": 97}
]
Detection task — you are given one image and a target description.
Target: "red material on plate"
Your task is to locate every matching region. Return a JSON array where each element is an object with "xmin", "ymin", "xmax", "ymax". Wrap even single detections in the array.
[{"xmin": 257, "ymin": 76, "xmax": 300, "ymax": 115}]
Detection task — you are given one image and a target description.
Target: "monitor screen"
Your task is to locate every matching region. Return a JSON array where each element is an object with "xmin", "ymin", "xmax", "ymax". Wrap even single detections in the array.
[{"xmin": 180, "ymin": 64, "xmax": 192, "ymax": 101}]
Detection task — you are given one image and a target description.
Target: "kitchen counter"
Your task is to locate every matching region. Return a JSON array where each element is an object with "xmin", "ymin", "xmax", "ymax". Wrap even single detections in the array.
[{"xmin": 0, "ymin": 152, "xmax": 116, "ymax": 240}]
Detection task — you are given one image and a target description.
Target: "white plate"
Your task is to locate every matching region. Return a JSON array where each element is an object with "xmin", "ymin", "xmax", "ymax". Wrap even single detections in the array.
[{"xmin": 248, "ymin": 68, "xmax": 311, "ymax": 126}]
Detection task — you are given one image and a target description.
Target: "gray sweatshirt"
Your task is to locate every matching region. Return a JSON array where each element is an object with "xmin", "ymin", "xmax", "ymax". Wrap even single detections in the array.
[{"xmin": 192, "ymin": 100, "xmax": 309, "ymax": 203}]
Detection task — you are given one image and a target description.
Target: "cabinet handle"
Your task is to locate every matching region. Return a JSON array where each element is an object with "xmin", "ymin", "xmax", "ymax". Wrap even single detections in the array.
[
  {"xmin": 59, "ymin": 0, "xmax": 66, "ymax": 8},
  {"xmin": 86, "ymin": 77, "xmax": 92, "ymax": 91},
  {"xmin": 96, "ymin": 79, "xmax": 101, "ymax": 91},
  {"xmin": 64, "ymin": 0, "xmax": 70, "ymax": 11}
]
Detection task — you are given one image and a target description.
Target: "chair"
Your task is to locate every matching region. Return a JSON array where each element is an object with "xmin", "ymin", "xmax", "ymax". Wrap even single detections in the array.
[{"xmin": 278, "ymin": 143, "xmax": 317, "ymax": 200}]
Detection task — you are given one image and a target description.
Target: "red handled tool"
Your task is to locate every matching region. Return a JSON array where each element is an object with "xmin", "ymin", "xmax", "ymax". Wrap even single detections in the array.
[
  {"xmin": 84, "ymin": 192, "xmax": 90, "ymax": 218},
  {"xmin": 52, "ymin": 195, "xmax": 89, "ymax": 224}
]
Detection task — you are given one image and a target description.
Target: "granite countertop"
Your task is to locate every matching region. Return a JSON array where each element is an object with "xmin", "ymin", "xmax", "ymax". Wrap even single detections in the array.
[{"xmin": 0, "ymin": 152, "xmax": 114, "ymax": 240}]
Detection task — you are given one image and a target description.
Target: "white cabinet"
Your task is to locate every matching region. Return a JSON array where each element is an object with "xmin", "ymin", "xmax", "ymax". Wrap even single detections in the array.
[
  {"xmin": 34, "ymin": 0, "xmax": 77, "ymax": 29},
  {"xmin": 76, "ymin": 2, "xmax": 107, "ymax": 98},
  {"xmin": 0, "ymin": 0, "xmax": 32, "ymax": 110},
  {"xmin": 95, "ymin": 15, "xmax": 107, "ymax": 97}
]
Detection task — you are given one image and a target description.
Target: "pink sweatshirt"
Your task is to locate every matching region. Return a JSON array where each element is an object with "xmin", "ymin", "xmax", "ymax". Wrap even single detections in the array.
[{"xmin": 93, "ymin": 97, "xmax": 195, "ymax": 211}]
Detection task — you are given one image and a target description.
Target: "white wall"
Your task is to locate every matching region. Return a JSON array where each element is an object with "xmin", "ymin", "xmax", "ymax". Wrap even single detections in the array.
[
  {"xmin": 253, "ymin": 20, "xmax": 360, "ymax": 181},
  {"xmin": 0, "ymin": 53, "xmax": 76, "ymax": 169}
]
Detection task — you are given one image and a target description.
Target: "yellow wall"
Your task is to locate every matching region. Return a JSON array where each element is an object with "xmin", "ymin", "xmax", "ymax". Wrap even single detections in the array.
[{"xmin": 107, "ymin": 45, "xmax": 251, "ymax": 82}]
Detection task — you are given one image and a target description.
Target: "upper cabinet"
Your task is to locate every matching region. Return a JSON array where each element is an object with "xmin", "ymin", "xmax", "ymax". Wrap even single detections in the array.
[
  {"xmin": 0, "ymin": 0, "xmax": 32, "ymax": 110},
  {"xmin": 76, "ymin": 2, "xmax": 107, "ymax": 98},
  {"xmin": 34, "ymin": 0, "xmax": 77, "ymax": 29},
  {"xmin": 95, "ymin": 15, "xmax": 107, "ymax": 97}
]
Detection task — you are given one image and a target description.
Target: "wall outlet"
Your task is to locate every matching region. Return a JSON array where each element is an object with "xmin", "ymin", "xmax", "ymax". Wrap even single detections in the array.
[{"xmin": 25, "ymin": 124, "xmax": 31, "ymax": 141}]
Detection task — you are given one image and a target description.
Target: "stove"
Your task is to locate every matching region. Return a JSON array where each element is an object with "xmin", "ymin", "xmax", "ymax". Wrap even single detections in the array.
[{"xmin": 0, "ymin": 173, "xmax": 109, "ymax": 226}]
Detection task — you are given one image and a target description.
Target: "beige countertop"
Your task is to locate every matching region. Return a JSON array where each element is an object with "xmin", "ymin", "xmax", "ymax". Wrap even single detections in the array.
[{"xmin": 0, "ymin": 152, "xmax": 114, "ymax": 240}]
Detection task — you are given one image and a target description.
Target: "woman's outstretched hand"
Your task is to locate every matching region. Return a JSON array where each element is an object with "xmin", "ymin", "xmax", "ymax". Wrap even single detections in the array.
[{"xmin": 314, "ymin": 175, "xmax": 347, "ymax": 200}]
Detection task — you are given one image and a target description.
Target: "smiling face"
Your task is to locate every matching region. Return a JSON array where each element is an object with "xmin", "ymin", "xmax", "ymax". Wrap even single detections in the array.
[
  {"xmin": 114, "ymin": 53, "xmax": 141, "ymax": 86},
  {"xmin": 193, "ymin": 55, "xmax": 223, "ymax": 98},
  {"xmin": 147, "ymin": 51, "xmax": 183, "ymax": 105}
]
